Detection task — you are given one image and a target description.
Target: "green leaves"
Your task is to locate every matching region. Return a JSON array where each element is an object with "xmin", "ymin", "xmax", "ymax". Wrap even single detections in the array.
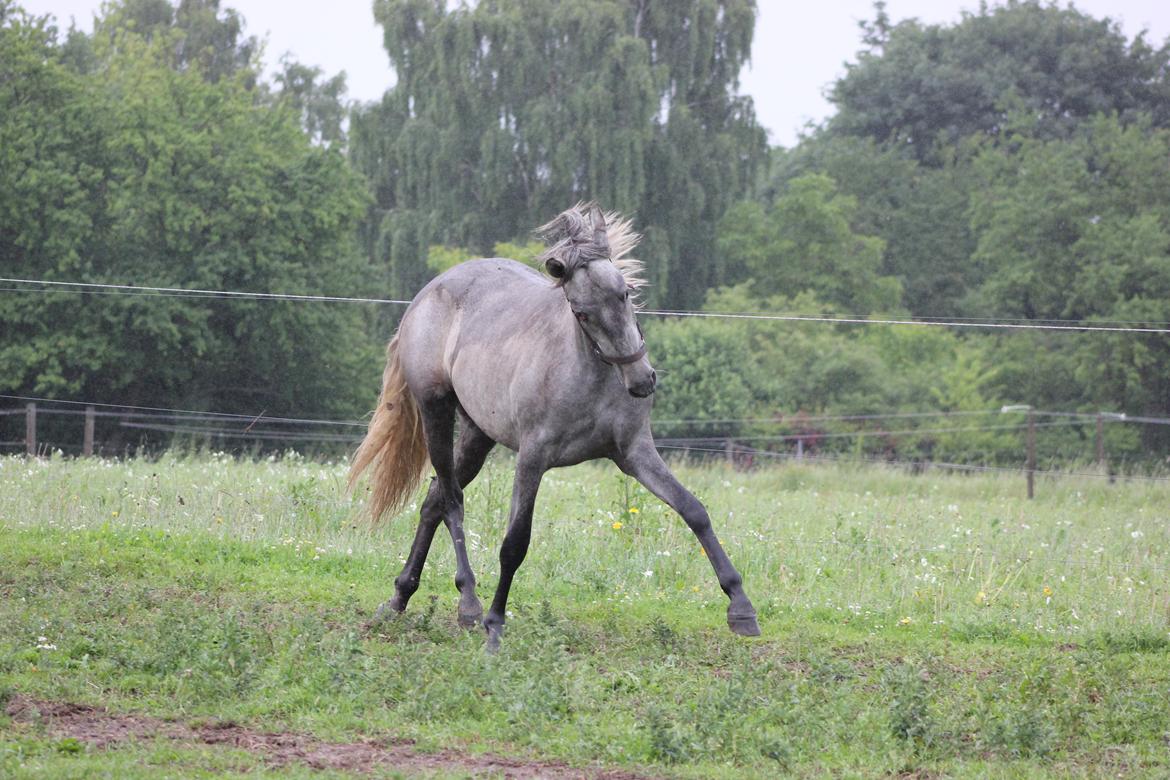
[
  {"xmin": 718, "ymin": 174, "xmax": 900, "ymax": 314},
  {"xmin": 830, "ymin": 2, "xmax": 1170, "ymax": 164},
  {"xmin": 0, "ymin": 3, "xmax": 378, "ymax": 425},
  {"xmin": 352, "ymin": 0, "xmax": 765, "ymax": 308}
]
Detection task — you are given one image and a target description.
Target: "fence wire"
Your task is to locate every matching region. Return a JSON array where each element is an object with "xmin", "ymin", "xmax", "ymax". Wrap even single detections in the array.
[{"xmin": 6, "ymin": 276, "xmax": 1170, "ymax": 333}]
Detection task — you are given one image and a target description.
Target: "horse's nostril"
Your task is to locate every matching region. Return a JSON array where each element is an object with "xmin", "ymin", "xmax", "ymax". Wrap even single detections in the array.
[{"xmin": 650, "ymin": 370, "xmax": 657, "ymax": 384}]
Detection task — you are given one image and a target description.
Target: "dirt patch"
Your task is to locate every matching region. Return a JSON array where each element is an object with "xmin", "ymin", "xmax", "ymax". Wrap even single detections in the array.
[{"xmin": 6, "ymin": 696, "xmax": 655, "ymax": 779}]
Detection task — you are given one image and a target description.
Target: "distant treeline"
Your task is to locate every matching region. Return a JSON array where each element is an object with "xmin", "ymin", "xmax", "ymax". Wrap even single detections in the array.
[{"xmin": 2, "ymin": 0, "xmax": 1169, "ymax": 460}]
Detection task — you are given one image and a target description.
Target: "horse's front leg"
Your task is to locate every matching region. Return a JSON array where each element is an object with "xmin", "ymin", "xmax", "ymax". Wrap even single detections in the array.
[
  {"xmin": 483, "ymin": 450, "xmax": 547, "ymax": 652},
  {"xmin": 617, "ymin": 439, "xmax": 760, "ymax": 636}
]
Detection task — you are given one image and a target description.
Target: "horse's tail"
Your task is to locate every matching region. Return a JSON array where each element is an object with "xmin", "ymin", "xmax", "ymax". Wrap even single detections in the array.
[{"xmin": 348, "ymin": 335, "xmax": 429, "ymax": 522}]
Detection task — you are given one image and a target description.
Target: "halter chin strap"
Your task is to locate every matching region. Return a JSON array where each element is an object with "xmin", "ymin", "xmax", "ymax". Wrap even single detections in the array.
[{"xmin": 581, "ymin": 321, "xmax": 647, "ymax": 366}]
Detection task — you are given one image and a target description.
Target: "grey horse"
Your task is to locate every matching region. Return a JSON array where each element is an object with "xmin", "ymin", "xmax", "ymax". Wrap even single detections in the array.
[{"xmin": 349, "ymin": 203, "xmax": 759, "ymax": 650}]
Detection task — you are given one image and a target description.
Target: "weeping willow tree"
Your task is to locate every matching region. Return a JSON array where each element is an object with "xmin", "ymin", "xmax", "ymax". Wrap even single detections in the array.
[{"xmin": 350, "ymin": 0, "xmax": 765, "ymax": 308}]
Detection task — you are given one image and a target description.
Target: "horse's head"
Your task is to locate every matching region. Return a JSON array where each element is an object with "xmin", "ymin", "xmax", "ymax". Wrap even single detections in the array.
[{"xmin": 538, "ymin": 203, "xmax": 657, "ymax": 398}]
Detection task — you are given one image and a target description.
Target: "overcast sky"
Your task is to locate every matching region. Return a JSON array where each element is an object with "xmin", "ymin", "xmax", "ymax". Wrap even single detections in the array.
[{"xmin": 21, "ymin": 0, "xmax": 1170, "ymax": 147}]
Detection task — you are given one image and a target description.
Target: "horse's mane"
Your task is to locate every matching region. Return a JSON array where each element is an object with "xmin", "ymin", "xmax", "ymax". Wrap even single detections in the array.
[{"xmin": 536, "ymin": 202, "xmax": 646, "ymax": 295}]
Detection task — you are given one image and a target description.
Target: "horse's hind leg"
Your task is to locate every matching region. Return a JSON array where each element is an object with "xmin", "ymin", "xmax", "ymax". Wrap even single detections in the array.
[
  {"xmin": 447, "ymin": 409, "xmax": 495, "ymax": 627},
  {"xmin": 376, "ymin": 398, "xmax": 494, "ymax": 626},
  {"xmin": 616, "ymin": 439, "xmax": 760, "ymax": 637},
  {"xmin": 376, "ymin": 393, "xmax": 458, "ymax": 620}
]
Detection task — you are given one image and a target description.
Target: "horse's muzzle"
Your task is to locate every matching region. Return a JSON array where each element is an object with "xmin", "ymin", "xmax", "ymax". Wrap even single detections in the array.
[{"xmin": 628, "ymin": 369, "xmax": 657, "ymax": 398}]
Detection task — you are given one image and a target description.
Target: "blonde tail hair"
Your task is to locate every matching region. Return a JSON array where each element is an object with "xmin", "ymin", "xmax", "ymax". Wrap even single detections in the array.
[{"xmin": 348, "ymin": 336, "xmax": 429, "ymax": 522}]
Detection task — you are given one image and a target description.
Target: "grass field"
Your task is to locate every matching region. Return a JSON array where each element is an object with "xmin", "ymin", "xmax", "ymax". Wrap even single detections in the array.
[{"xmin": 1, "ymin": 452, "xmax": 1168, "ymax": 778}]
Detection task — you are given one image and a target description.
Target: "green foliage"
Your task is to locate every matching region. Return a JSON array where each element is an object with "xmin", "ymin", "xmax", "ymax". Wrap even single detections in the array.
[
  {"xmin": 741, "ymin": 3, "xmax": 1170, "ymax": 457},
  {"xmin": 718, "ymin": 174, "xmax": 900, "ymax": 313},
  {"xmin": 771, "ymin": 136, "xmax": 979, "ymax": 316},
  {"xmin": 829, "ymin": 0, "xmax": 1170, "ymax": 163},
  {"xmin": 349, "ymin": 0, "xmax": 765, "ymax": 307},
  {"xmin": 969, "ymin": 115, "xmax": 1170, "ymax": 445},
  {"xmin": 644, "ymin": 314, "xmax": 757, "ymax": 439},
  {"xmin": 271, "ymin": 57, "xmax": 349, "ymax": 147},
  {"xmin": 0, "ymin": 3, "xmax": 379, "ymax": 424}
]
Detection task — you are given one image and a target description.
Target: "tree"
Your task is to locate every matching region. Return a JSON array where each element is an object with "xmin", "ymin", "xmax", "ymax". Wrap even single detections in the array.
[
  {"xmin": 829, "ymin": 1, "xmax": 1170, "ymax": 164},
  {"xmin": 716, "ymin": 174, "xmax": 900, "ymax": 313},
  {"xmin": 349, "ymin": 0, "xmax": 766, "ymax": 307},
  {"xmin": 770, "ymin": 136, "xmax": 978, "ymax": 317},
  {"xmin": 969, "ymin": 114, "xmax": 1170, "ymax": 445},
  {"xmin": 98, "ymin": 0, "xmax": 259, "ymax": 84},
  {"xmin": 0, "ymin": 2, "xmax": 377, "ymax": 423},
  {"xmin": 271, "ymin": 57, "xmax": 349, "ymax": 147}
]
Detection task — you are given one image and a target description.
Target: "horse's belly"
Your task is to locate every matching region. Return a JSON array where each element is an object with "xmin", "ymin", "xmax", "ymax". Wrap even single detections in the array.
[{"xmin": 450, "ymin": 367, "xmax": 522, "ymax": 451}]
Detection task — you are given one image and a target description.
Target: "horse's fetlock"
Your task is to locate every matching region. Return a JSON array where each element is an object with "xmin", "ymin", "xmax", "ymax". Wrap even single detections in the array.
[{"xmin": 396, "ymin": 573, "xmax": 420, "ymax": 595}]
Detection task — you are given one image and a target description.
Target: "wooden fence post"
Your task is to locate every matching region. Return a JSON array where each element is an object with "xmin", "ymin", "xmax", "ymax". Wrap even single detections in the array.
[
  {"xmin": 1095, "ymin": 412, "xmax": 1104, "ymax": 469},
  {"xmin": 25, "ymin": 402, "xmax": 36, "ymax": 456},
  {"xmin": 84, "ymin": 405, "xmax": 95, "ymax": 456},
  {"xmin": 1026, "ymin": 409, "xmax": 1036, "ymax": 500}
]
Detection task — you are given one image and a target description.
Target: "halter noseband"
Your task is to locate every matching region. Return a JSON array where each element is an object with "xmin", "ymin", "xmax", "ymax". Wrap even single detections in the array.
[{"xmin": 579, "ymin": 320, "xmax": 648, "ymax": 366}]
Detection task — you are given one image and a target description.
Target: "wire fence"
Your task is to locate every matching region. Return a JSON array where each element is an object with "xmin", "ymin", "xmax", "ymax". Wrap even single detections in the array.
[
  {"xmin": 4, "ymin": 274, "xmax": 1170, "ymax": 491},
  {"xmin": 5, "ymin": 276, "xmax": 1170, "ymax": 333},
  {"xmin": 4, "ymin": 394, "xmax": 1170, "ymax": 492}
]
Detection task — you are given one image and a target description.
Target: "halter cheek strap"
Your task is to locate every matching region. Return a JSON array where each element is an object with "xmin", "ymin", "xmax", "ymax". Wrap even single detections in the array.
[{"xmin": 582, "ymin": 321, "xmax": 647, "ymax": 366}]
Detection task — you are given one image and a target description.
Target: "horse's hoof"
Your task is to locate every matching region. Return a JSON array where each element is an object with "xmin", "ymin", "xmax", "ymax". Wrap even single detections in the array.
[
  {"xmin": 458, "ymin": 596, "xmax": 484, "ymax": 629},
  {"xmin": 484, "ymin": 620, "xmax": 504, "ymax": 653},
  {"xmin": 370, "ymin": 597, "xmax": 405, "ymax": 626},
  {"xmin": 485, "ymin": 630, "xmax": 502, "ymax": 654},
  {"xmin": 728, "ymin": 612, "xmax": 761, "ymax": 637}
]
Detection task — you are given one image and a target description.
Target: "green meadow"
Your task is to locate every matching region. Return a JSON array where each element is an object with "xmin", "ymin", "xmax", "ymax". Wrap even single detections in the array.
[{"xmin": 1, "ymin": 453, "xmax": 1168, "ymax": 778}]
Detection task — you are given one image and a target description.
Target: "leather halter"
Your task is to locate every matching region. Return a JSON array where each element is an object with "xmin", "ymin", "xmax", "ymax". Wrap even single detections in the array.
[{"xmin": 580, "ymin": 320, "xmax": 648, "ymax": 366}]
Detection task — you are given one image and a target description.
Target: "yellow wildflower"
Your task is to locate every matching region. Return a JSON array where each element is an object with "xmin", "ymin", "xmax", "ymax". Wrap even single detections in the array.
[
  {"xmin": 1042, "ymin": 585, "xmax": 1053, "ymax": 597},
  {"xmin": 627, "ymin": 507, "xmax": 639, "ymax": 514},
  {"xmin": 899, "ymin": 616, "xmax": 913, "ymax": 626},
  {"xmin": 611, "ymin": 521, "xmax": 623, "ymax": 530}
]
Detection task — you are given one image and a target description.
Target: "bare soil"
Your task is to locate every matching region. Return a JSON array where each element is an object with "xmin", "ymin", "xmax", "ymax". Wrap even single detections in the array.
[{"xmin": 5, "ymin": 695, "xmax": 657, "ymax": 779}]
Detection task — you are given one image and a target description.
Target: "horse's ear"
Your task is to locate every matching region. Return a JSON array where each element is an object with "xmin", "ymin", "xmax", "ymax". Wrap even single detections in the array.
[
  {"xmin": 545, "ymin": 257, "xmax": 566, "ymax": 279},
  {"xmin": 588, "ymin": 204, "xmax": 609, "ymax": 256}
]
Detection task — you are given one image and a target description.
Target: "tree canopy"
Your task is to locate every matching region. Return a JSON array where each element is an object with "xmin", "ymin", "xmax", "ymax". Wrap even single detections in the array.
[
  {"xmin": 0, "ymin": 1, "xmax": 377, "ymax": 422},
  {"xmin": 349, "ymin": 0, "xmax": 766, "ymax": 307},
  {"xmin": 4, "ymin": 0, "xmax": 1170, "ymax": 461},
  {"xmin": 829, "ymin": 0, "xmax": 1170, "ymax": 163}
]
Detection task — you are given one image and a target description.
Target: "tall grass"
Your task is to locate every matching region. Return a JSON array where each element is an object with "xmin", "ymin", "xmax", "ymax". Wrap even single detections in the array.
[
  {"xmin": 2, "ymin": 451, "xmax": 1166, "ymax": 640},
  {"xmin": 2, "ymin": 453, "xmax": 1169, "ymax": 778}
]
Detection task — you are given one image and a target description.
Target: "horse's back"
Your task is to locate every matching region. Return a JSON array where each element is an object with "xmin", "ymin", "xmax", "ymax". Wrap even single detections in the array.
[
  {"xmin": 396, "ymin": 258, "xmax": 565, "ymax": 448},
  {"xmin": 414, "ymin": 258, "xmax": 546, "ymax": 303}
]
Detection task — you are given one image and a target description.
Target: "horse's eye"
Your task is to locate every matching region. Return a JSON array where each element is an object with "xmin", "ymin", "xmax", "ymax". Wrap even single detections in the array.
[
  {"xmin": 623, "ymin": 290, "xmax": 630, "ymax": 302},
  {"xmin": 575, "ymin": 311, "xmax": 588, "ymax": 323}
]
